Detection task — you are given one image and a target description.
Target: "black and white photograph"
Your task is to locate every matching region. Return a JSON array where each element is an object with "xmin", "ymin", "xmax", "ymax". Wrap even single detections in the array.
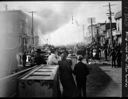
[{"xmin": 0, "ymin": 0, "xmax": 123, "ymax": 97}]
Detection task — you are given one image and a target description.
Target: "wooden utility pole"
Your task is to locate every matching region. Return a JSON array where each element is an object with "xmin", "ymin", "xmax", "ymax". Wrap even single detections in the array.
[
  {"xmin": 83, "ymin": 24, "xmax": 85, "ymax": 40},
  {"xmin": 90, "ymin": 18, "xmax": 93, "ymax": 42},
  {"xmin": 108, "ymin": 3, "xmax": 113, "ymax": 48},
  {"xmin": 104, "ymin": 3, "xmax": 115, "ymax": 48},
  {"xmin": 88, "ymin": 17, "xmax": 95, "ymax": 43},
  {"xmin": 28, "ymin": 11, "xmax": 36, "ymax": 46},
  {"xmin": 21, "ymin": 20, "xmax": 25, "ymax": 52}
]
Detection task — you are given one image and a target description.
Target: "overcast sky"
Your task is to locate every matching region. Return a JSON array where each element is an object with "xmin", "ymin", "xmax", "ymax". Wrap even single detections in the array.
[{"xmin": 0, "ymin": 1, "xmax": 121, "ymax": 46}]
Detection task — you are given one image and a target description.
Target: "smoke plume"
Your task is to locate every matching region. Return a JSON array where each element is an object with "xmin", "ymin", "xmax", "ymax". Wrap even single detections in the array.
[{"xmin": 33, "ymin": 2, "xmax": 81, "ymax": 35}]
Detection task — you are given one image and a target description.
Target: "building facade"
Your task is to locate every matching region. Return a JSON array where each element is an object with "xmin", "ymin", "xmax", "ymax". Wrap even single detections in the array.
[
  {"xmin": 87, "ymin": 24, "xmax": 98, "ymax": 42},
  {"xmin": 96, "ymin": 23, "xmax": 116, "ymax": 47},
  {"xmin": 114, "ymin": 11, "xmax": 122, "ymax": 45}
]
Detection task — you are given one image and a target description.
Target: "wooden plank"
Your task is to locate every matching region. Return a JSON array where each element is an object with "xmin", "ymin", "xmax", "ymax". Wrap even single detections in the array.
[
  {"xmin": 31, "ymin": 72, "xmax": 52, "ymax": 76},
  {"xmin": 21, "ymin": 65, "xmax": 45, "ymax": 80},
  {"xmin": 27, "ymin": 75, "xmax": 53, "ymax": 80},
  {"xmin": 0, "ymin": 66, "xmax": 37, "ymax": 81}
]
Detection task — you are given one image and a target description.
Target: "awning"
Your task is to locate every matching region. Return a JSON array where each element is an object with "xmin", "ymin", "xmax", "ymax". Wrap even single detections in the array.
[
  {"xmin": 113, "ymin": 30, "xmax": 121, "ymax": 36},
  {"xmin": 115, "ymin": 11, "xmax": 122, "ymax": 19}
]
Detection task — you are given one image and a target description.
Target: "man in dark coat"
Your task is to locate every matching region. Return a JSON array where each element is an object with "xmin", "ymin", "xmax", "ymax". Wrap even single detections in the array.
[
  {"xmin": 109, "ymin": 48, "xmax": 116, "ymax": 68},
  {"xmin": 86, "ymin": 48, "xmax": 89, "ymax": 64},
  {"xmin": 73, "ymin": 55, "xmax": 89, "ymax": 97},
  {"xmin": 22, "ymin": 52, "xmax": 27, "ymax": 67},
  {"xmin": 104, "ymin": 48, "xmax": 108, "ymax": 61},
  {"xmin": 116, "ymin": 48, "xmax": 122, "ymax": 68},
  {"xmin": 58, "ymin": 51, "xmax": 77, "ymax": 97}
]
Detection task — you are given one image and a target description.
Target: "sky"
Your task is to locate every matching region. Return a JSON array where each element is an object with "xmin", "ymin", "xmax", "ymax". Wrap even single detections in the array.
[{"xmin": 0, "ymin": 1, "xmax": 122, "ymax": 46}]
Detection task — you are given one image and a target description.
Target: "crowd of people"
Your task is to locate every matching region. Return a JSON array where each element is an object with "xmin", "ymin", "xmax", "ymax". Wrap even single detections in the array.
[
  {"xmin": 20, "ymin": 42, "xmax": 122, "ymax": 97},
  {"xmin": 84, "ymin": 42, "xmax": 122, "ymax": 68},
  {"xmin": 109, "ymin": 44, "xmax": 122, "ymax": 68},
  {"xmin": 46, "ymin": 48, "xmax": 90, "ymax": 97},
  {"xmin": 21, "ymin": 47, "xmax": 90, "ymax": 97}
]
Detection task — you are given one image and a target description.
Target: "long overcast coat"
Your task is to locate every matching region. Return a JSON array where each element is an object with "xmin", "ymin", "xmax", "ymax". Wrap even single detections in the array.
[
  {"xmin": 58, "ymin": 59, "xmax": 77, "ymax": 97},
  {"xmin": 73, "ymin": 61, "xmax": 89, "ymax": 97},
  {"xmin": 73, "ymin": 61, "xmax": 89, "ymax": 88}
]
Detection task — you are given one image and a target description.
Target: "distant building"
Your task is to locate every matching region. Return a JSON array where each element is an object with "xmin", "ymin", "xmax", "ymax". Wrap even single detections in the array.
[
  {"xmin": 87, "ymin": 22, "xmax": 116, "ymax": 48},
  {"xmin": 87, "ymin": 24, "xmax": 97, "ymax": 42},
  {"xmin": 96, "ymin": 23, "xmax": 107, "ymax": 47},
  {"xmin": 96, "ymin": 23, "xmax": 116, "ymax": 46}
]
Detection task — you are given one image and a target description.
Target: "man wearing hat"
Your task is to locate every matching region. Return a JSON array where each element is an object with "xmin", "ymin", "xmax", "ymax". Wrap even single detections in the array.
[
  {"xmin": 73, "ymin": 55, "xmax": 90, "ymax": 97},
  {"xmin": 47, "ymin": 49, "xmax": 58, "ymax": 65},
  {"xmin": 34, "ymin": 49, "xmax": 46, "ymax": 65},
  {"xmin": 58, "ymin": 50, "xmax": 77, "ymax": 97},
  {"xmin": 109, "ymin": 47, "xmax": 116, "ymax": 68}
]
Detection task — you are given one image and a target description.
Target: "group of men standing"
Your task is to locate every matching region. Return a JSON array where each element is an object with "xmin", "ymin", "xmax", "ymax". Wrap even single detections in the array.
[
  {"xmin": 47, "ymin": 49, "xmax": 90, "ymax": 97},
  {"xmin": 22, "ymin": 47, "xmax": 90, "ymax": 97},
  {"xmin": 109, "ymin": 44, "xmax": 122, "ymax": 68},
  {"xmin": 21, "ymin": 43, "xmax": 122, "ymax": 97}
]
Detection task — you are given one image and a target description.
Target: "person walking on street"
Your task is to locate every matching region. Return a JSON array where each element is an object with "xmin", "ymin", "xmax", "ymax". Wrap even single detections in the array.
[
  {"xmin": 104, "ymin": 47, "xmax": 108, "ymax": 61},
  {"xmin": 22, "ymin": 52, "xmax": 27, "ymax": 67},
  {"xmin": 109, "ymin": 48, "xmax": 116, "ymax": 68},
  {"xmin": 73, "ymin": 55, "xmax": 90, "ymax": 97},
  {"xmin": 86, "ymin": 48, "xmax": 89, "ymax": 64},
  {"xmin": 58, "ymin": 51, "xmax": 77, "ymax": 97},
  {"xmin": 99, "ymin": 48, "xmax": 101, "ymax": 60},
  {"xmin": 116, "ymin": 47, "xmax": 122, "ymax": 68}
]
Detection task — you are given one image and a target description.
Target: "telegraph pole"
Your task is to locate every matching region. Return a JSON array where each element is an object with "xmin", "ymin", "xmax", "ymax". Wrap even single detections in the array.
[
  {"xmin": 21, "ymin": 21, "xmax": 25, "ymax": 52},
  {"xmin": 104, "ymin": 3, "xmax": 115, "ymax": 48},
  {"xmin": 91, "ymin": 18, "xmax": 93, "ymax": 42},
  {"xmin": 108, "ymin": 3, "xmax": 113, "ymax": 48},
  {"xmin": 88, "ymin": 17, "xmax": 95, "ymax": 43},
  {"xmin": 83, "ymin": 24, "xmax": 85, "ymax": 40},
  {"xmin": 28, "ymin": 11, "xmax": 36, "ymax": 47}
]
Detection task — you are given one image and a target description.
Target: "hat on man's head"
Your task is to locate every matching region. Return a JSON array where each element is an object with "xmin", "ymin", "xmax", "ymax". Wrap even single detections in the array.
[
  {"xmin": 67, "ymin": 54, "xmax": 72, "ymax": 59},
  {"xmin": 77, "ymin": 55, "xmax": 83, "ymax": 61},
  {"xmin": 36, "ymin": 49, "xmax": 41, "ymax": 53},
  {"xmin": 50, "ymin": 48, "xmax": 55, "ymax": 53}
]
